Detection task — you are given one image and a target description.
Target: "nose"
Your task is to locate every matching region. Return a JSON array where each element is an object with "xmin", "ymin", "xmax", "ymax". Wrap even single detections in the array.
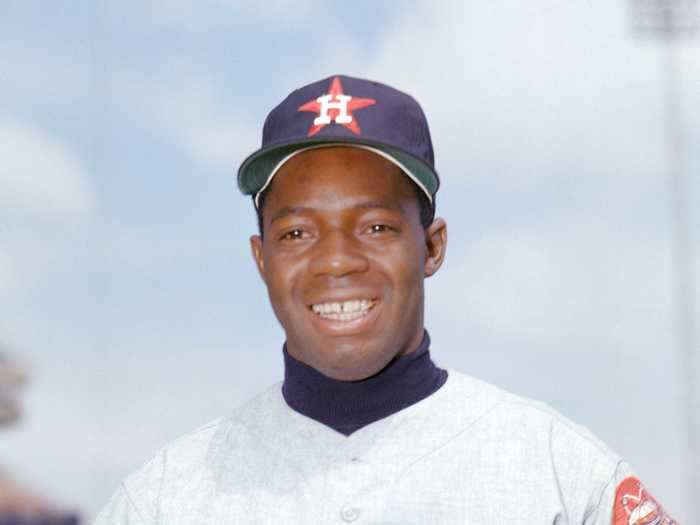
[{"xmin": 308, "ymin": 228, "xmax": 369, "ymax": 277}]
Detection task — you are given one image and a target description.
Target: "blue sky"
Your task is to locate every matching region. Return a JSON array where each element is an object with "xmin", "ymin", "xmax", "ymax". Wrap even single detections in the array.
[{"xmin": 2, "ymin": 1, "xmax": 699, "ymax": 522}]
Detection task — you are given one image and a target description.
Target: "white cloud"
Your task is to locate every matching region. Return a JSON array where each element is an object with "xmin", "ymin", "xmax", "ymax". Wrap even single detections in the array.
[
  {"xmin": 0, "ymin": 238, "xmax": 43, "ymax": 304},
  {"xmin": 0, "ymin": 120, "xmax": 96, "ymax": 218},
  {"xmin": 426, "ymin": 223, "xmax": 684, "ymax": 355},
  {"xmin": 0, "ymin": 121, "xmax": 96, "ymax": 302},
  {"xmin": 113, "ymin": 62, "xmax": 257, "ymax": 170},
  {"xmin": 333, "ymin": 0, "xmax": 700, "ymax": 188}
]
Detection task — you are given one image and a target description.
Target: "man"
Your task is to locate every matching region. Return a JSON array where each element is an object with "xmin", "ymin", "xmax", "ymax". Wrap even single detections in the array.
[{"xmin": 95, "ymin": 75, "xmax": 676, "ymax": 524}]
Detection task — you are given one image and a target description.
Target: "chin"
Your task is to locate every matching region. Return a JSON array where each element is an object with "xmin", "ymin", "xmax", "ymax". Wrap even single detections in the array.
[
  {"xmin": 313, "ymin": 338, "xmax": 393, "ymax": 381},
  {"xmin": 320, "ymin": 361, "xmax": 376, "ymax": 382}
]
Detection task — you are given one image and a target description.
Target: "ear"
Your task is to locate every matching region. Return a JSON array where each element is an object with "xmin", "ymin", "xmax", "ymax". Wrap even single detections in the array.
[
  {"xmin": 250, "ymin": 235, "xmax": 267, "ymax": 283},
  {"xmin": 424, "ymin": 217, "xmax": 447, "ymax": 278}
]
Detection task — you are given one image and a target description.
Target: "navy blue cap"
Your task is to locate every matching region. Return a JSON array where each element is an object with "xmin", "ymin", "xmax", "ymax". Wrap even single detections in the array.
[{"xmin": 237, "ymin": 74, "xmax": 439, "ymax": 207}]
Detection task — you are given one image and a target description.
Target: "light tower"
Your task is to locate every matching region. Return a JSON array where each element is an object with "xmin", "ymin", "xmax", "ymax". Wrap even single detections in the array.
[
  {"xmin": 628, "ymin": 0, "xmax": 699, "ymax": 517},
  {"xmin": 0, "ymin": 345, "xmax": 28, "ymax": 426}
]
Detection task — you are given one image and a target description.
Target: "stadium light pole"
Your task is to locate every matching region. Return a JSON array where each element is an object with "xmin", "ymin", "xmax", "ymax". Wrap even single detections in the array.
[
  {"xmin": 0, "ymin": 346, "xmax": 29, "ymax": 426},
  {"xmin": 628, "ymin": 0, "xmax": 699, "ymax": 516}
]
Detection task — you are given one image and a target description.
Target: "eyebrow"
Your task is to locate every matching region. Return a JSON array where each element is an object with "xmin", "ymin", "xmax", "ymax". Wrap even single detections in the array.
[{"xmin": 269, "ymin": 200, "xmax": 404, "ymax": 225}]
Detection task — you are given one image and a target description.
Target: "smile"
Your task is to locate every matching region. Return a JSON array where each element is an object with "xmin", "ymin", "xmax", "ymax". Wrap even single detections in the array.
[{"xmin": 310, "ymin": 299, "xmax": 377, "ymax": 321}]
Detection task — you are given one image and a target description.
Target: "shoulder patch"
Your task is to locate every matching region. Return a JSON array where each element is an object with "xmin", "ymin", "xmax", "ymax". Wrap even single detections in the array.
[{"xmin": 612, "ymin": 476, "xmax": 677, "ymax": 525}]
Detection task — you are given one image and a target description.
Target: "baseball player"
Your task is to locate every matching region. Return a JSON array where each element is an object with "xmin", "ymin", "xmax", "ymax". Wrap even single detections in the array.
[{"xmin": 94, "ymin": 75, "xmax": 677, "ymax": 524}]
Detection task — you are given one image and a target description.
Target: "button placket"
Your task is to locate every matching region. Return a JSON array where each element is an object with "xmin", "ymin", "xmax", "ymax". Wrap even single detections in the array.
[{"xmin": 327, "ymin": 455, "xmax": 372, "ymax": 522}]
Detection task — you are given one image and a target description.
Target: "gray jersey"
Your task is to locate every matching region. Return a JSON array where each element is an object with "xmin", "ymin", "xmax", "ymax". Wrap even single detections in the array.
[{"xmin": 94, "ymin": 369, "xmax": 676, "ymax": 524}]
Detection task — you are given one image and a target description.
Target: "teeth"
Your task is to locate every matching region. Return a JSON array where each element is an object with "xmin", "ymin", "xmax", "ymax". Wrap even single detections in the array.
[{"xmin": 311, "ymin": 299, "xmax": 375, "ymax": 320}]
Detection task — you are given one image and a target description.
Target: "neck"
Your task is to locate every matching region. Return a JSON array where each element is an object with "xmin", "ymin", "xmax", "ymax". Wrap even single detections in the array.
[{"xmin": 281, "ymin": 330, "xmax": 448, "ymax": 436}]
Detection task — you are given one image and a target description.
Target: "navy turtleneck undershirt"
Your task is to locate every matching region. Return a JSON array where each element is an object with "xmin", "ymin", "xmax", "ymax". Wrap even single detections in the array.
[{"xmin": 281, "ymin": 330, "xmax": 448, "ymax": 436}]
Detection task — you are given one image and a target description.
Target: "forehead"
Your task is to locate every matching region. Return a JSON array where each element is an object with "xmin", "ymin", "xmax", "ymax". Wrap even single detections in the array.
[{"xmin": 263, "ymin": 146, "xmax": 417, "ymax": 210}]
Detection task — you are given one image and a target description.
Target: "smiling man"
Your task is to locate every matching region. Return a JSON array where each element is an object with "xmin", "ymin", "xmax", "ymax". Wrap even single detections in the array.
[
  {"xmin": 251, "ymin": 146, "xmax": 445, "ymax": 383},
  {"xmin": 95, "ymin": 75, "xmax": 676, "ymax": 525}
]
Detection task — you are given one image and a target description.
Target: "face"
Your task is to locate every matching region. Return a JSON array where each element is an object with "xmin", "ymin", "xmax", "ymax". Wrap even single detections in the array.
[{"xmin": 250, "ymin": 146, "xmax": 447, "ymax": 381}]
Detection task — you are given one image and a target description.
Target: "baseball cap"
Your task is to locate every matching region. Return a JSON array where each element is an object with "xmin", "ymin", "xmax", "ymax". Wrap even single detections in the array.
[{"xmin": 237, "ymin": 74, "xmax": 440, "ymax": 208}]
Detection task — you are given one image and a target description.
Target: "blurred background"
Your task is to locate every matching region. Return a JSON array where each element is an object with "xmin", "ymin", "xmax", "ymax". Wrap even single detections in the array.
[{"xmin": 1, "ymin": 0, "xmax": 698, "ymax": 523}]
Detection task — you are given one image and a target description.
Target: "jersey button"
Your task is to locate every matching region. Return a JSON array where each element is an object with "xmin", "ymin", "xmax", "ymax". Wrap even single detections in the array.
[{"xmin": 340, "ymin": 506, "xmax": 361, "ymax": 522}]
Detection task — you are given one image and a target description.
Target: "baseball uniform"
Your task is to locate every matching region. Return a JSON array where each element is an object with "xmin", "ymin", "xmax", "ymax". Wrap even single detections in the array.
[
  {"xmin": 94, "ymin": 75, "xmax": 677, "ymax": 524},
  {"xmin": 93, "ymin": 358, "xmax": 674, "ymax": 524}
]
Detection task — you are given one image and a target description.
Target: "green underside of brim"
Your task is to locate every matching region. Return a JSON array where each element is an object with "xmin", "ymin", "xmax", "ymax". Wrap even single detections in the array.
[{"xmin": 238, "ymin": 139, "xmax": 438, "ymax": 197}]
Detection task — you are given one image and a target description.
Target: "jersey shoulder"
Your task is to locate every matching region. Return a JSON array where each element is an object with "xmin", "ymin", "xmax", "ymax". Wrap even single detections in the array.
[
  {"xmin": 444, "ymin": 367, "xmax": 624, "ymax": 503},
  {"xmin": 443, "ymin": 369, "xmax": 630, "ymax": 522},
  {"xmin": 118, "ymin": 382, "xmax": 285, "ymax": 504},
  {"xmin": 445, "ymin": 367, "xmax": 621, "ymax": 462}
]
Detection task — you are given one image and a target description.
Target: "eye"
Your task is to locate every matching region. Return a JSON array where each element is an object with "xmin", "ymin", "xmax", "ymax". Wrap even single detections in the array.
[
  {"xmin": 280, "ymin": 228, "xmax": 308, "ymax": 241},
  {"xmin": 366, "ymin": 224, "xmax": 394, "ymax": 234}
]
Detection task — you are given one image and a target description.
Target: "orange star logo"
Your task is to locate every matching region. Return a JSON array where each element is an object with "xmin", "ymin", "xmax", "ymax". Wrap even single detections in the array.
[{"xmin": 298, "ymin": 76, "xmax": 376, "ymax": 136}]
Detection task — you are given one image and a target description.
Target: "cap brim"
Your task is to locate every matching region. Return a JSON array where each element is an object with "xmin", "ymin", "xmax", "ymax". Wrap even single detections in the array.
[{"xmin": 237, "ymin": 137, "xmax": 439, "ymax": 206}]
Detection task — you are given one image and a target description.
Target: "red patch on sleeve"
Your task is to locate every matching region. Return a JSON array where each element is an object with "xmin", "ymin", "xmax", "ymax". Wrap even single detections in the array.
[{"xmin": 612, "ymin": 476, "xmax": 677, "ymax": 525}]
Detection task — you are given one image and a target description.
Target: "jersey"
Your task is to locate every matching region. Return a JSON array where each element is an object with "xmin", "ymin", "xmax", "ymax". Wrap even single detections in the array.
[{"xmin": 93, "ymin": 369, "xmax": 676, "ymax": 524}]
